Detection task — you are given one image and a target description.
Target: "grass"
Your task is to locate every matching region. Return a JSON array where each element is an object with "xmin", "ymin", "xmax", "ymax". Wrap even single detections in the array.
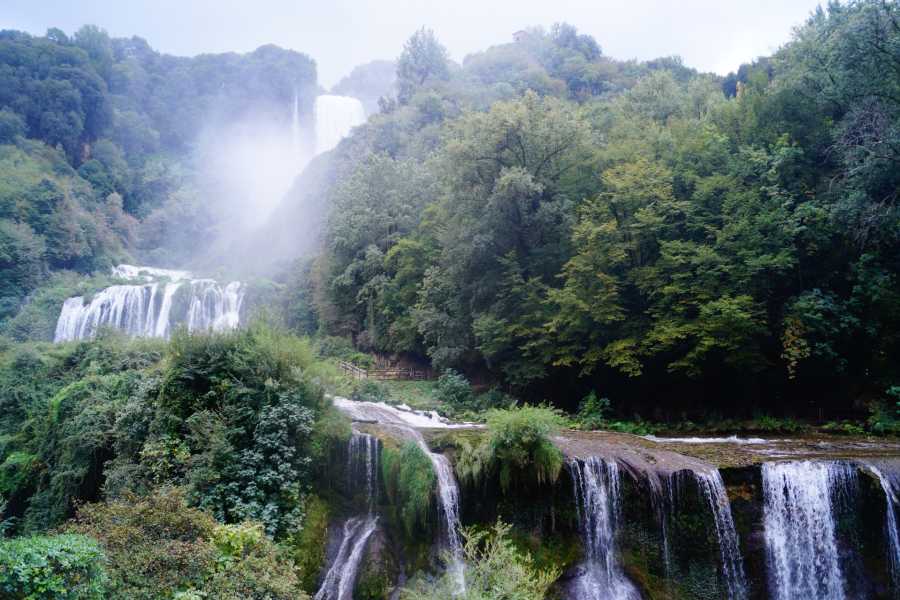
[{"xmin": 378, "ymin": 379, "xmax": 443, "ymax": 411}]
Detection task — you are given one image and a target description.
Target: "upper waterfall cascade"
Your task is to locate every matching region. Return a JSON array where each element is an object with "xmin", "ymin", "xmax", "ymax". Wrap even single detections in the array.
[
  {"xmin": 54, "ymin": 265, "xmax": 245, "ymax": 342},
  {"xmin": 314, "ymin": 94, "xmax": 366, "ymax": 154}
]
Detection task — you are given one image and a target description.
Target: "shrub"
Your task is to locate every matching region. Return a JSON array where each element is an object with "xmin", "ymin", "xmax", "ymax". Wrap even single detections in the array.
[
  {"xmin": 401, "ymin": 520, "xmax": 558, "ymax": 600},
  {"xmin": 457, "ymin": 405, "xmax": 565, "ymax": 491},
  {"xmin": 314, "ymin": 336, "xmax": 373, "ymax": 368},
  {"xmin": 435, "ymin": 369, "xmax": 473, "ymax": 406},
  {"xmin": 0, "ymin": 533, "xmax": 107, "ymax": 599},
  {"xmin": 66, "ymin": 488, "xmax": 307, "ymax": 600},
  {"xmin": 159, "ymin": 325, "xmax": 322, "ymax": 536},
  {"xmin": 576, "ymin": 391, "xmax": 611, "ymax": 430}
]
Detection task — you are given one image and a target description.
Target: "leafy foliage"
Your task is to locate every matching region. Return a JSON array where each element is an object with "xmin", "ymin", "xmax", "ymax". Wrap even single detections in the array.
[
  {"xmin": 576, "ymin": 391, "xmax": 611, "ymax": 430},
  {"xmin": 457, "ymin": 405, "xmax": 565, "ymax": 491},
  {"xmin": 401, "ymin": 520, "xmax": 559, "ymax": 600},
  {"xmin": 299, "ymin": 6, "xmax": 900, "ymax": 422},
  {"xmin": 66, "ymin": 488, "xmax": 306, "ymax": 600},
  {"xmin": 0, "ymin": 534, "xmax": 106, "ymax": 600},
  {"xmin": 0, "ymin": 323, "xmax": 338, "ymax": 537}
]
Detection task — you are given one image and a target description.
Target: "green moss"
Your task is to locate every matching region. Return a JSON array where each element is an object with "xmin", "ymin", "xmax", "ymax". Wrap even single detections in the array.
[
  {"xmin": 508, "ymin": 528, "xmax": 582, "ymax": 576},
  {"xmin": 354, "ymin": 569, "xmax": 391, "ymax": 600},
  {"xmin": 381, "ymin": 441, "xmax": 435, "ymax": 539},
  {"xmin": 622, "ymin": 548, "xmax": 683, "ymax": 600},
  {"xmin": 289, "ymin": 494, "xmax": 331, "ymax": 593}
]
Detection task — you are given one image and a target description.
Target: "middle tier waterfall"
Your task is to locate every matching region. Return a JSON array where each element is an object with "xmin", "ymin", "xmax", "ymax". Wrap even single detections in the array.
[{"xmin": 53, "ymin": 265, "xmax": 245, "ymax": 342}]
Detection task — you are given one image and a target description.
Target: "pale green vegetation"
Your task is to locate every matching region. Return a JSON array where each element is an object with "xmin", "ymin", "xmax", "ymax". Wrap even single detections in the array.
[{"xmin": 401, "ymin": 521, "xmax": 559, "ymax": 600}]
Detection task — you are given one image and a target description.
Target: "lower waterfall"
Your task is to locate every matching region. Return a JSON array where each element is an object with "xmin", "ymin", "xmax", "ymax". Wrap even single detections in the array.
[
  {"xmin": 762, "ymin": 461, "xmax": 856, "ymax": 600},
  {"xmin": 569, "ymin": 457, "xmax": 640, "ymax": 600},
  {"xmin": 315, "ymin": 516, "xmax": 379, "ymax": 600},
  {"xmin": 316, "ymin": 432, "xmax": 381, "ymax": 600},
  {"xmin": 332, "ymin": 398, "xmax": 467, "ymax": 592}
]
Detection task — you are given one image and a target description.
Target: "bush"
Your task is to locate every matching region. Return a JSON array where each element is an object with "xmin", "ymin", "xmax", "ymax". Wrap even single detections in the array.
[
  {"xmin": 401, "ymin": 520, "xmax": 558, "ymax": 600},
  {"xmin": 66, "ymin": 488, "xmax": 307, "ymax": 600},
  {"xmin": 457, "ymin": 405, "xmax": 565, "ymax": 491},
  {"xmin": 159, "ymin": 325, "xmax": 323, "ymax": 536},
  {"xmin": 576, "ymin": 391, "xmax": 611, "ymax": 430},
  {"xmin": 314, "ymin": 335, "xmax": 373, "ymax": 367},
  {"xmin": 0, "ymin": 533, "xmax": 107, "ymax": 599},
  {"xmin": 436, "ymin": 369, "xmax": 473, "ymax": 406}
]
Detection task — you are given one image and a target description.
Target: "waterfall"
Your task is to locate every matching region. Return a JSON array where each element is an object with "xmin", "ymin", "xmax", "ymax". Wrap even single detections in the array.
[
  {"xmin": 762, "ymin": 461, "xmax": 856, "ymax": 600},
  {"xmin": 650, "ymin": 469, "xmax": 746, "ymax": 598},
  {"xmin": 315, "ymin": 516, "xmax": 379, "ymax": 600},
  {"xmin": 867, "ymin": 464, "xmax": 900, "ymax": 594},
  {"xmin": 332, "ymin": 397, "xmax": 466, "ymax": 592},
  {"xmin": 315, "ymin": 432, "xmax": 381, "ymax": 600},
  {"xmin": 292, "ymin": 88, "xmax": 302, "ymax": 161},
  {"xmin": 694, "ymin": 470, "xmax": 748, "ymax": 599},
  {"xmin": 314, "ymin": 95, "xmax": 366, "ymax": 154},
  {"xmin": 54, "ymin": 265, "xmax": 245, "ymax": 342},
  {"xmin": 569, "ymin": 457, "xmax": 640, "ymax": 600},
  {"xmin": 348, "ymin": 432, "xmax": 380, "ymax": 514},
  {"xmin": 185, "ymin": 280, "xmax": 245, "ymax": 332},
  {"xmin": 423, "ymin": 447, "xmax": 465, "ymax": 592}
]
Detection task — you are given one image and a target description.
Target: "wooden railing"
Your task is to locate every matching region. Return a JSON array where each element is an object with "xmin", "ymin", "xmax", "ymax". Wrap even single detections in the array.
[{"xmin": 339, "ymin": 361, "xmax": 432, "ymax": 381}]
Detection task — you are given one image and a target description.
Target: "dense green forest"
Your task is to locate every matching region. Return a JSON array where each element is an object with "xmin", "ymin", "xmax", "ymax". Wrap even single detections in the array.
[
  {"xmin": 1, "ymin": 2, "xmax": 900, "ymax": 598},
  {"xmin": 288, "ymin": 7, "xmax": 900, "ymax": 422}
]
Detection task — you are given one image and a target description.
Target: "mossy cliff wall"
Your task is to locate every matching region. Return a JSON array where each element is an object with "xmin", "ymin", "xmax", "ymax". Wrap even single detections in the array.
[{"xmin": 316, "ymin": 429, "xmax": 898, "ymax": 599}]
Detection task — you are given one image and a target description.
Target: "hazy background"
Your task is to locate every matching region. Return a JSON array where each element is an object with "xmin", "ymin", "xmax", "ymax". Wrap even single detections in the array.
[{"xmin": 4, "ymin": 0, "xmax": 823, "ymax": 87}]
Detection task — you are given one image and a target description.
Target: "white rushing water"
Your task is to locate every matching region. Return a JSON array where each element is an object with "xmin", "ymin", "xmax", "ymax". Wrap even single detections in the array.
[
  {"xmin": 762, "ymin": 461, "xmax": 855, "ymax": 600},
  {"xmin": 314, "ymin": 95, "xmax": 366, "ymax": 154},
  {"xmin": 316, "ymin": 432, "xmax": 381, "ymax": 600},
  {"xmin": 694, "ymin": 470, "xmax": 748, "ymax": 599},
  {"xmin": 569, "ymin": 457, "xmax": 640, "ymax": 600},
  {"xmin": 54, "ymin": 266, "xmax": 245, "ymax": 342},
  {"xmin": 332, "ymin": 397, "xmax": 466, "ymax": 592},
  {"xmin": 314, "ymin": 516, "xmax": 379, "ymax": 600},
  {"xmin": 348, "ymin": 432, "xmax": 380, "ymax": 514},
  {"xmin": 866, "ymin": 464, "xmax": 900, "ymax": 594},
  {"xmin": 644, "ymin": 435, "xmax": 770, "ymax": 445}
]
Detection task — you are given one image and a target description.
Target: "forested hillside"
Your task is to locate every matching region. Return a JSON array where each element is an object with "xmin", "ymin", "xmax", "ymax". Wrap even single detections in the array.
[
  {"xmin": 0, "ymin": 26, "xmax": 316, "ymax": 334},
  {"xmin": 1, "ymin": 3, "xmax": 900, "ymax": 599},
  {"xmin": 289, "ymin": 8, "xmax": 900, "ymax": 421}
]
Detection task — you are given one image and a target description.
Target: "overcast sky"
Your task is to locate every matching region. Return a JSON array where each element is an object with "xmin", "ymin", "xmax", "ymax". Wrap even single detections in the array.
[{"xmin": 3, "ymin": 0, "xmax": 823, "ymax": 88}]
